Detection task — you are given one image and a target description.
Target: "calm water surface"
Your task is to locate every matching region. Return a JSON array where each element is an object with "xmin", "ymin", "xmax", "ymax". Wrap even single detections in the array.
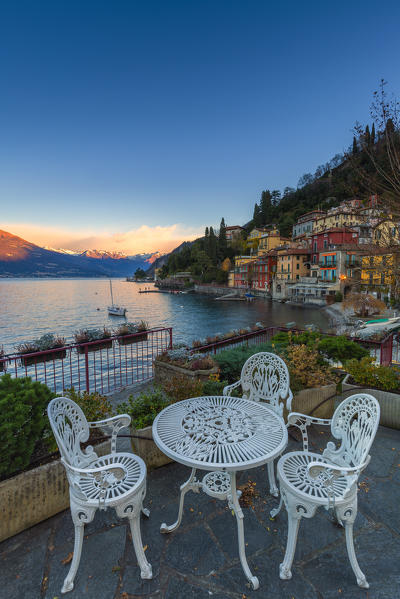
[{"xmin": 0, "ymin": 279, "xmax": 330, "ymax": 353}]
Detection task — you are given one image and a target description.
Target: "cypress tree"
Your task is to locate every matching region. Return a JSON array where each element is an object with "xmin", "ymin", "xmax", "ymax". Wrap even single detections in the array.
[
  {"xmin": 253, "ymin": 203, "xmax": 262, "ymax": 227},
  {"xmin": 218, "ymin": 217, "xmax": 227, "ymax": 258},
  {"xmin": 352, "ymin": 136, "xmax": 358, "ymax": 155},
  {"xmin": 365, "ymin": 124, "xmax": 370, "ymax": 146},
  {"xmin": 371, "ymin": 123, "xmax": 376, "ymax": 145},
  {"xmin": 208, "ymin": 226, "xmax": 217, "ymax": 264},
  {"xmin": 260, "ymin": 190, "xmax": 272, "ymax": 224}
]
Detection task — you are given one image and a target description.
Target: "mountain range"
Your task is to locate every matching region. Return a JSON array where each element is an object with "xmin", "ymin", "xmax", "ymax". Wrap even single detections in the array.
[{"xmin": 0, "ymin": 230, "xmax": 162, "ymax": 278}]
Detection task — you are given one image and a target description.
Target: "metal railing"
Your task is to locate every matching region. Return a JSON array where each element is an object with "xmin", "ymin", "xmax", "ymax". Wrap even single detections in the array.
[{"xmin": 0, "ymin": 328, "xmax": 173, "ymax": 395}]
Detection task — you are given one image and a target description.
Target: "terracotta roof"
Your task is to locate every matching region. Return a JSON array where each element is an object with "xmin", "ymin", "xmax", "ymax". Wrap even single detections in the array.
[{"xmin": 277, "ymin": 248, "xmax": 310, "ymax": 256}]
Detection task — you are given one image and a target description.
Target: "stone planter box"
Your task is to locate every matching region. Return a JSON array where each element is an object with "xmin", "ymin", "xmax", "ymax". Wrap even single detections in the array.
[
  {"xmin": 130, "ymin": 425, "xmax": 173, "ymax": 470},
  {"xmin": 341, "ymin": 375, "xmax": 400, "ymax": 429},
  {"xmin": 287, "ymin": 383, "xmax": 338, "ymax": 420},
  {"xmin": 77, "ymin": 340, "xmax": 113, "ymax": 354},
  {"xmin": 0, "ymin": 440, "xmax": 110, "ymax": 543},
  {"xmin": 154, "ymin": 358, "xmax": 219, "ymax": 385}
]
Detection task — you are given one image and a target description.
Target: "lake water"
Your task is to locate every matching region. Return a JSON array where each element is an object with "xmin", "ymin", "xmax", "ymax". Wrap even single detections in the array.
[{"xmin": 0, "ymin": 278, "xmax": 330, "ymax": 353}]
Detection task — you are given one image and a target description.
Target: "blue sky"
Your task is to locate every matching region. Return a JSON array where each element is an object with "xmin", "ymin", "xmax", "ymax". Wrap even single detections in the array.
[{"xmin": 1, "ymin": 0, "xmax": 400, "ymax": 253}]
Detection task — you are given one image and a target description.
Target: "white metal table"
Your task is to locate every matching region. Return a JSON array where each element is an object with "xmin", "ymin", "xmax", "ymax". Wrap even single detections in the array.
[{"xmin": 152, "ymin": 395, "xmax": 288, "ymax": 590}]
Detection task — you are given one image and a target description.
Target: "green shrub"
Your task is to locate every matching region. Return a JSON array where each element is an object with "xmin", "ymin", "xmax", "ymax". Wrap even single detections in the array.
[
  {"xmin": 117, "ymin": 386, "xmax": 171, "ymax": 429},
  {"xmin": 317, "ymin": 336, "xmax": 368, "ymax": 363},
  {"xmin": 345, "ymin": 356, "xmax": 400, "ymax": 391},
  {"xmin": 334, "ymin": 291, "xmax": 343, "ymax": 302},
  {"xmin": 0, "ymin": 375, "xmax": 55, "ymax": 479},
  {"xmin": 201, "ymin": 378, "xmax": 229, "ymax": 396},
  {"xmin": 214, "ymin": 343, "xmax": 274, "ymax": 383},
  {"xmin": 271, "ymin": 330, "xmax": 321, "ymax": 349}
]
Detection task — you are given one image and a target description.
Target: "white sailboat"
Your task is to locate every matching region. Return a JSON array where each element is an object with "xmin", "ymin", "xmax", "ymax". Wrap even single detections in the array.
[{"xmin": 108, "ymin": 280, "xmax": 127, "ymax": 317}]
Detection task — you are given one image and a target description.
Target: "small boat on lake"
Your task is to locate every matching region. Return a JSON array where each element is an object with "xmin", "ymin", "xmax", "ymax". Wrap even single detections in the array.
[{"xmin": 108, "ymin": 280, "xmax": 127, "ymax": 317}]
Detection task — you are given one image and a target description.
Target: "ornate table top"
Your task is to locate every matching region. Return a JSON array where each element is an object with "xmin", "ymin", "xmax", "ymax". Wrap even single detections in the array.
[{"xmin": 152, "ymin": 396, "xmax": 288, "ymax": 472}]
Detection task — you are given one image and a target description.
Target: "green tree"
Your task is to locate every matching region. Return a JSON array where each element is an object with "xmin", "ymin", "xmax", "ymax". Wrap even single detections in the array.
[
  {"xmin": 271, "ymin": 190, "xmax": 281, "ymax": 206},
  {"xmin": 134, "ymin": 268, "xmax": 146, "ymax": 279},
  {"xmin": 218, "ymin": 217, "xmax": 227, "ymax": 258},
  {"xmin": 260, "ymin": 190, "xmax": 272, "ymax": 224},
  {"xmin": 208, "ymin": 226, "xmax": 217, "ymax": 264},
  {"xmin": 253, "ymin": 203, "xmax": 262, "ymax": 226},
  {"xmin": 352, "ymin": 136, "xmax": 358, "ymax": 154},
  {"xmin": 371, "ymin": 122, "xmax": 376, "ymax": 145}
]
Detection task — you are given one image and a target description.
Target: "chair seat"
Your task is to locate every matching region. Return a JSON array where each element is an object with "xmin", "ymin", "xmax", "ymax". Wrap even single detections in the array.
[
  {"xmin": 277, "ymin": 451, "xmax": 354, "ymax": 504},
  {"xmin": 73, "ymin": 452, "xmax": 146, "ymax": 506}
]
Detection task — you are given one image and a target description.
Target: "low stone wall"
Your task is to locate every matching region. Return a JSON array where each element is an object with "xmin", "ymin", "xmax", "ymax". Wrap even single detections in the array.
[
  {"xmin": 194, "ymin": 284, "xmax": 241, "ymax": 296},
  {"xmin": 130, "ymin": 425, "xmax": 173, "ymax": 470},
  {"xmin": 289, "ymin": 383, "xmax": 337, "ymax": 419},
  {"xmin": 154, "ymin": 359, "xmax": 219, "ymax": 385},
  {"xmin": 342, "ymin": 379, "xmax": 400, "ymax": 429},
  {"xmin": 0, "ymin": 440, "xmax": 110, "ymax": 543}
]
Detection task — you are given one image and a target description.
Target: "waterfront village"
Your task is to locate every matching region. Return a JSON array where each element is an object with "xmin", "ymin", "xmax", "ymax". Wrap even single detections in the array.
[{"xmin": 156, "ymin": 195, "xmax": 398, "ymax": 307}]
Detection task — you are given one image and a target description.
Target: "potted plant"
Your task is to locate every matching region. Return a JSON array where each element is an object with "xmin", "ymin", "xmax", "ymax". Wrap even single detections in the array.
[
  {"xmin": 116, "ymin": 320, "xmax": 149, "ymax": 345},
  {"xmin": 74, "ymin": 327, "xmax": 112, "ymax": 353},
  {"xmin": 16, "ymin": 334, "xmax": 67, "ymax": 367}
]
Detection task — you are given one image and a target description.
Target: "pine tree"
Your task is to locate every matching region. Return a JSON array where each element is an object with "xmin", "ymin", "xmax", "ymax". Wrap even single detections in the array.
[
  {"xmin": 205, "ymin": 227, "xmax": 209, "ymax": 237},
  {"xmin": 271, "ymin": 190, "xmax": 281, "ymax": 206},
  {"xmin": 352, "ymin": 136, "xmax": 358, "ymax": 155}
]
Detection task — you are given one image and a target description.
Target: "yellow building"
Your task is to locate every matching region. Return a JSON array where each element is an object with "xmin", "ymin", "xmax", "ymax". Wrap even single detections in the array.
[
  {"xmin": 361, "ymin": 252, "xmax": 394, "ymax": 289},
  {"xmin": 258, "ymin": 230, "xmax": 287, "ymax": 255},
  {"xmin": 314, "ymin": 210, "xmax": 363, "ymax": 232},
  {"xmin": 245, "ymin": 227, "xmax": 271, "ymax": 251},
  {"xmin": 276, "ymin": 247, "xmax": 310, "ymax": 282}
]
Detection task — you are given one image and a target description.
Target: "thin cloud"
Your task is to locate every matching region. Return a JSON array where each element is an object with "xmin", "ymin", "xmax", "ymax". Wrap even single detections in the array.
[{"xmin": 1, "ymin": 222, "xmax": 203, "ymax": 254}]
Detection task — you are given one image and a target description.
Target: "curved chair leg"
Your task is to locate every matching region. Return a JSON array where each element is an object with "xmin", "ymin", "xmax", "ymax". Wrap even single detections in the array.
[
  {"xmin": 279, "ymin": 512, "xmax": 301, "ymax": 580},
  {"xmin": 128, "ymin": 512, "xmax": 153, "ymax": 579},
  {"xmin": 336, "ymin": 500, "xmax": 369, "ymax": 589},
  {"xmin": 142, "ymin": 506, "xmax": 150, "ymax": 518},
  {"xmin": 116, "ymin": 493, "xmax": 152, "ymax": 580},
  {"xmin": 160, "ymin": 468, "xmax": 200, "ymax": 534},
  {"xmin": 62, "ymin": 503, "xmax": 96, "ymax": 594},
  {"xmin": 270, "ymin": 494, "xmax": 283, "ymax": 519},
  {"xmin": 267, "ymin": 461, "xmax": 279, "ymax": 497},
  {"xmin": 228, "ymin": 472, "xmax": 259, "ymax": 590}
]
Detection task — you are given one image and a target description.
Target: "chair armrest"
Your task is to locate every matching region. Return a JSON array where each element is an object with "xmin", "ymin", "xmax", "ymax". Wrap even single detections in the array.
[
  {"xmin": 285, "ymin": 389, "xmax": 293, "ymax": 412},
  {"xmin": 307, "ymin": 456, "xmax": 371, "ymax": 480},
  {"xmin": 287, "ymin": 412, "xmax": 332, "ymax": 451},
  {"xmin": 61, "ymin": 458, "xmax": 128, "ymax": 502},
  {"xmin": 223, "ymin": 380, "xmax": 242, "ymax": 396},
  {"xmin": 88, "ymin": 415, "xmax": 131, "ymax": 453}
]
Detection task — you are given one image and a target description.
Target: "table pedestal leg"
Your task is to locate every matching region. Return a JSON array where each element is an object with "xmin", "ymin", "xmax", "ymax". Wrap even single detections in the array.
[
  {"xmin": 160, "ymin": 468, "xmax": 200, "ymax": 533},
  {"xmin": 228, "ymin": 472, "xmax": 259, "ymax": 591}
]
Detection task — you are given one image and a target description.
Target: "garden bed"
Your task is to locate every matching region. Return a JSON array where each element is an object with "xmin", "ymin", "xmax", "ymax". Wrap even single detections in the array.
[
  {"xmin": 289, "ymin": 383, "xmax": 338, "ymax": 419},
  {"xmin": 154, "ymin": 358, "xmax": 219, "ymax": 385},
  {"xmin": 341, "ymin": 374, "xmax": 400, "ymax": 429}
]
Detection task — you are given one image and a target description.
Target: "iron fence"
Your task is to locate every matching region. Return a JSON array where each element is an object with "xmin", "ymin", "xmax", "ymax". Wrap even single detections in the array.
[{"xmin": 0, "ymin": 327, "xmax": 173, "ymax": 395}]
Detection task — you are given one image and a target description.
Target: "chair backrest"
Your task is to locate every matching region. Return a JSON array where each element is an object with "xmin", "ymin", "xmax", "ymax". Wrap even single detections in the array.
[
  {"xmin": 240, "ymin": 352, "xmax": 290, "ymax": 416},
  {"xmin": 323, "ymin": 393, "xmax": 380, "ymax": 468},
  {"xmin": 47, "ymin": 397, "xmax": 97, "ymax": 468}
]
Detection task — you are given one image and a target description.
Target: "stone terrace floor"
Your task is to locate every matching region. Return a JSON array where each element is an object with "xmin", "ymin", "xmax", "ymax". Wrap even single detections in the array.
[{"xmin": 1, "ymin": 424, "xmax": 399, "ymax": 599}]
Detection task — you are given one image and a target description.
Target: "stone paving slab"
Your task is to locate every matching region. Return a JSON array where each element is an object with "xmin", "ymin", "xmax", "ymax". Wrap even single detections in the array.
[{"xmin": 1, "ymin": 424, "xmax": 399, "ymax": 599}]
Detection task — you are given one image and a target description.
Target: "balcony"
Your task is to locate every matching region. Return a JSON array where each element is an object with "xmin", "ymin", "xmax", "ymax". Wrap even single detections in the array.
[{"xmin": 319, "ymin": 261, "xmax": 336, "ymax": 267}]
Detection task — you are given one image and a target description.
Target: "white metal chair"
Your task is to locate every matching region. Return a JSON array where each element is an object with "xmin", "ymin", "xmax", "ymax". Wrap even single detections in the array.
[
  {"xmin": 271, "ymin": 393, "xmax": 380, "ymax": 589},
  {"xmin": 47, "ymin": 397, "xmax": 152, "ymax": 593},
  {"xmin": 223, "ymin": 351, "xmax": 293, "ymax": 495}
]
